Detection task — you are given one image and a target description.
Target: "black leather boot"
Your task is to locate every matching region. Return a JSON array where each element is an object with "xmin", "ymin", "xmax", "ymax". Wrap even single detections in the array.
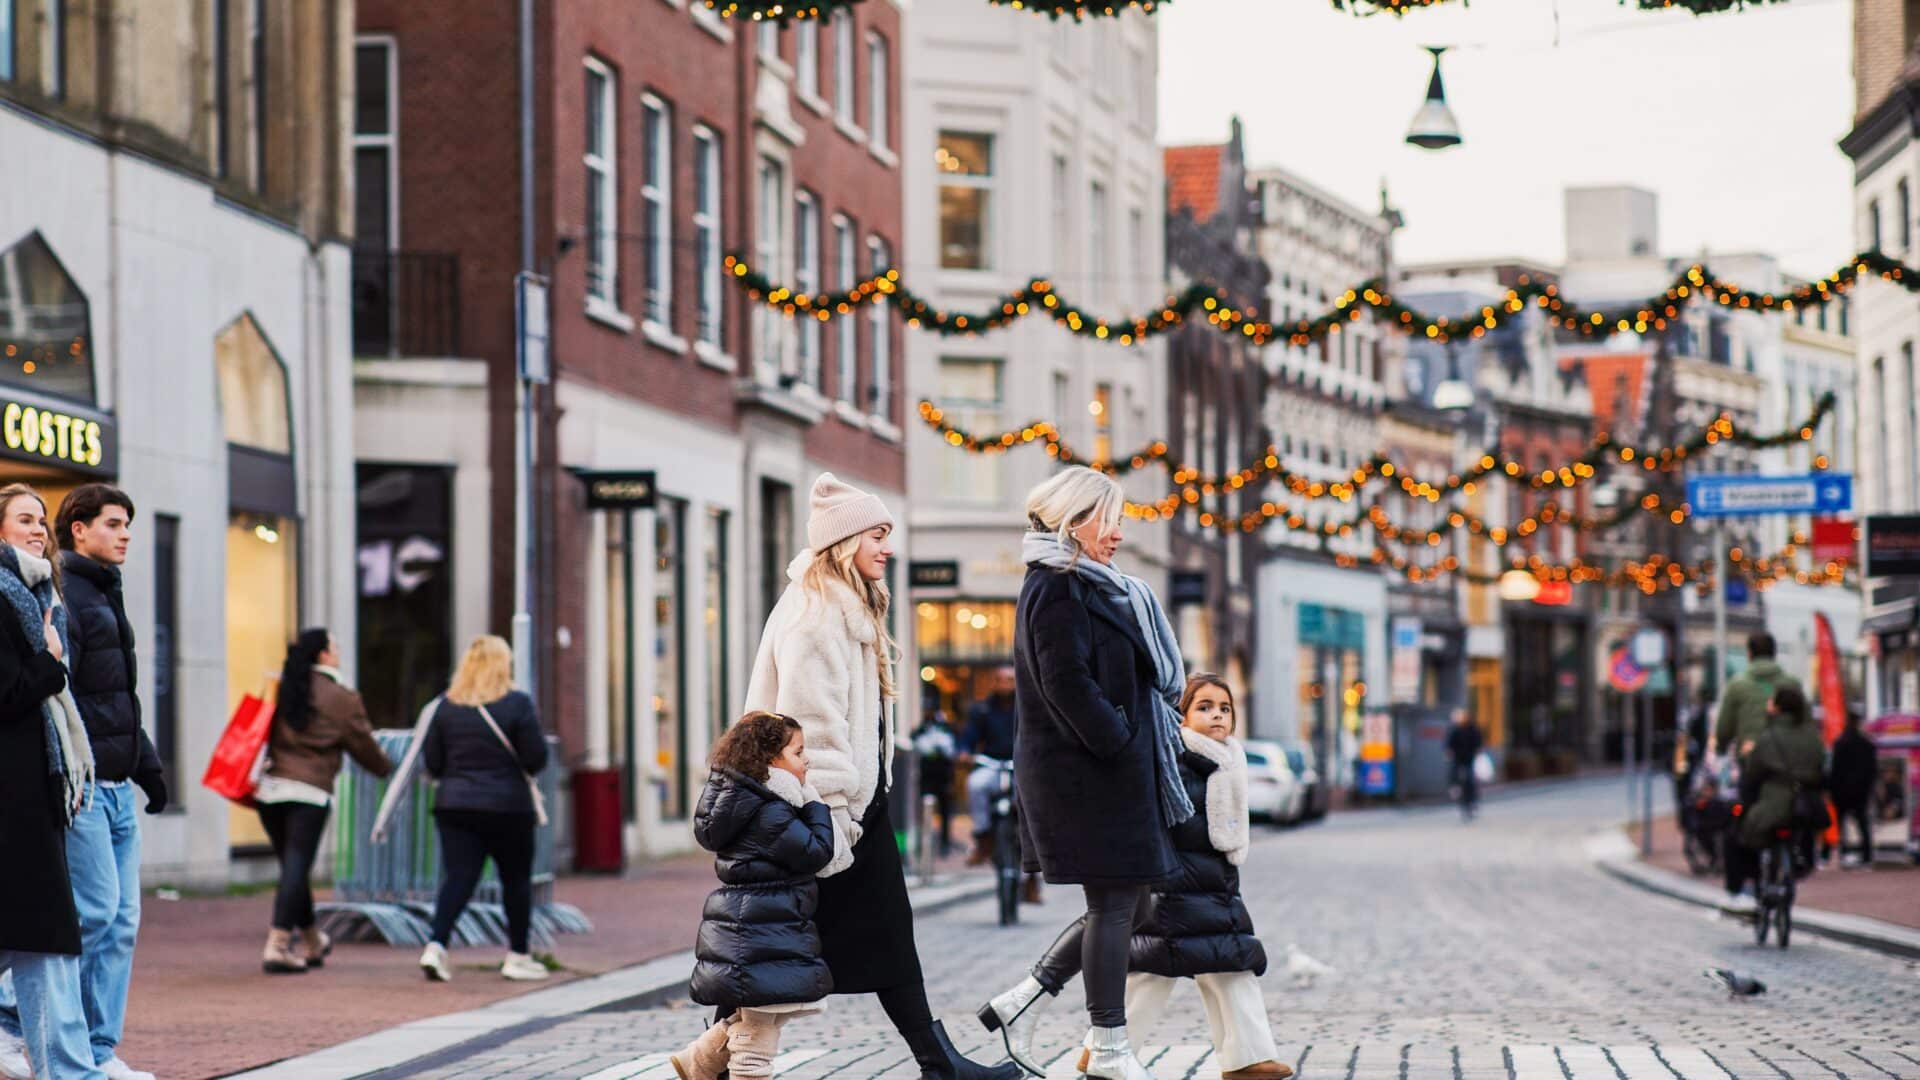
[{"xmin": 907, "ymin": 1020, "xmax": 1024, "ymax": 1080}]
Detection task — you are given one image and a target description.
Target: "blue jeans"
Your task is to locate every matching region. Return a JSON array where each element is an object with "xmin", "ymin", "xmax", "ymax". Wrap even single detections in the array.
[
  {"xmin": 0, "ymin": 952, "xmax": 105, "ymax": 1080},
  {"xmin": 0, "ymin": 783, "xmax": 141, "ymax": 1065}
]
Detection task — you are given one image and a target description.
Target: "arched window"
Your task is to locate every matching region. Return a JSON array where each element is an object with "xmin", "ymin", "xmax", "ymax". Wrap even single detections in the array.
[
  {"xmin": 0, "ymin": 232, "xmax": 95, "ymax": 403},
  {"xmin": 214, "ymin": 313, "xmax": 291, "ymax": 454}
]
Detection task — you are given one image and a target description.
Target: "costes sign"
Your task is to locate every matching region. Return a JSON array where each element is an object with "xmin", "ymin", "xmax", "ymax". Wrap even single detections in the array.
[{"xmin": 0, "ymin": 396, "xmax": 116, "ymax": 476}]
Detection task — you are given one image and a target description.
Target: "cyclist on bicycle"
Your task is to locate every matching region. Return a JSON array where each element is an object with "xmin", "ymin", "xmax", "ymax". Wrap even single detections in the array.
[{"xmin": 1726, "ymin": 684, "xmax": 1826, "ymax": 907}]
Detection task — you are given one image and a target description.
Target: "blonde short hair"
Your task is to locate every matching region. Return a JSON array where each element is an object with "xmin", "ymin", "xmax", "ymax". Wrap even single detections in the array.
[
  {"xmin": 447, "ymin": 634, "xmax": 515, "ymax": 706},
  {"xmin": 1025, "ymin": 466, "xmax": 1123, "ymax": 556}
]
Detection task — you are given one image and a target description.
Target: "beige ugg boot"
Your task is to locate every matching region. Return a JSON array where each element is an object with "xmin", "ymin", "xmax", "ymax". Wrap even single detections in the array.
[
  {"xmin": 300, "ymin": 927, "xmax": 333, "ymax": 968},
  {"xmin": 262, "ymin": 929, "xmax": 308, "ymax": 974},
  {"xmin": 725, "ymin": 1010, "xmax": 791, "ymax": 1078},
  {"xmin": 670, "ymin": 1016, "xmax": 734, "ymax": 1080}
]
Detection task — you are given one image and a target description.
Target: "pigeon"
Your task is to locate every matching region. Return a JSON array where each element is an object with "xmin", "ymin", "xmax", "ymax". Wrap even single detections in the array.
[
  {"xmin": 1702, "ymin": 968, "xmax": 1767, "ymax": 997},
  {"xmin": 1284, "ymin": 944, "xmax": 1336, "ymax": 987}
]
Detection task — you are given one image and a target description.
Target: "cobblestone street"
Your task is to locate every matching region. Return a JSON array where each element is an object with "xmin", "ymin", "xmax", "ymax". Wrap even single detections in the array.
[{"xmin": 361, "ymin": 778, "xmax": 1920, "ymax": 1079}]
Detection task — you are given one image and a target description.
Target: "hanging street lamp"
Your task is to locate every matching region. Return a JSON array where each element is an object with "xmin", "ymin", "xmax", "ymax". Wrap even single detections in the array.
[{"xmin": 1406, "ymin": 45, "xmax": 1462, "ymax": 150}]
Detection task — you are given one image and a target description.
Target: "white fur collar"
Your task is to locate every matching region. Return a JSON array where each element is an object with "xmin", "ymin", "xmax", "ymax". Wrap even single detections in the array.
[
  {"xmin": 1179, "ymin": 727, "xmax": 1250, "ymax": 866},
  {"xmin": 763, "ymin": 767, "xmax": 824, "ymax": 809},
  {"xmin": 785, "ymin": 549, "xmax": 877, "ymax": 645}
]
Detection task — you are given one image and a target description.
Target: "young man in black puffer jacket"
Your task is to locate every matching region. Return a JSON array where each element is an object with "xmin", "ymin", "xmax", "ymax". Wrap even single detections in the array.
[{"xmin": 679, "ymin": 712, "xmax": 836, "ymax": 1080}]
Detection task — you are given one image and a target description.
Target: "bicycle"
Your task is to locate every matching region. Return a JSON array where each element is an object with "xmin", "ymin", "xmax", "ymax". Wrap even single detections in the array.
[
  {"xmin": 973, "ymin": 755, "xmax": 1021, "ymax": 926},
  {"xmin": 1752, "ymin": 826, "xmax": 1799, "ymax": 949}
]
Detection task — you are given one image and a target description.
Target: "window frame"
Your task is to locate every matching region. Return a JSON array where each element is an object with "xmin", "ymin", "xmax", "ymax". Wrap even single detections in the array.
[
  {"xmin": 867, "ymin": 233, "xmax": 892, "ymax": 419},
  {"xmin": 795, "ymin": 20, "xmax": 819, "ymax": 100},
  {"xmin": 936, "ymin": 130, "xmax": 994, "ymax": 271},
  {"xmin": 1901, "ymin": 179, "xmax": 1913, "ymax": 252},
  {"xmin": 692, "ymin": 125, "xmax": 723, "ymax": 350},
  {"xmin": 352, "ymin": 36, "xmax": 400, "ymax": 254},
  {"xmin": 795, "ymin": 189, "xmax": 822, "ymax": 390},
  {"xmin": 833, "ymin": 214, "xmax": 859, "ymax": 407},
  {"xmin": 755, "ymin": 155, "xmax": 789, "ymax": 382},
  {"xmin": 1087, "ymin": 179, "xmax": 1108, "ymax": 301},
  {"xmin": 250, "ymin": 0, "xmax": 265, "ymax": 189},
  {"xmin": 866, "ymin": 31, "xmax": 889, "ymax": 151},
  {"xmin": 834, "ymin": 12, "xmax": 856, "ymax": 126},
  {"xmin": 937, "ymin": 357, "xmax": 1005, "ymax": 502},
  {"xmin": 583, "ymin": 57, "xmax": 620, "ymax": 309},
  {"xmin": 0, "ymin": 1, "xmax": 15, "ymax": 83},
  {"xmin": 641, "ymin": 94, "xmax": 674, "ymax": 330}
]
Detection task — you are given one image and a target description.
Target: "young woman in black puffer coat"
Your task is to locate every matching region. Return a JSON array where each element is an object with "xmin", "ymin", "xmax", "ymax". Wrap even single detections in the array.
[
  {"xmin": 1124, "ymin": 674, "xmax": 1289, "ymax": 1080},
  {"xmin": 676, "ymin": 712, "xmax": 836, "ymax": 1080}
]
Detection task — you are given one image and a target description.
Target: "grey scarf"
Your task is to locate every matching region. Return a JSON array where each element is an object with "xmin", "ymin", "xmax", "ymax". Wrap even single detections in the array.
[
  {"xmin": 0, "ymin": 544, "xmax": 95, "ymax": 826},
  {"xmin": 1022, "ymin": 532, "xmax": 1194, "ymax": 828}
]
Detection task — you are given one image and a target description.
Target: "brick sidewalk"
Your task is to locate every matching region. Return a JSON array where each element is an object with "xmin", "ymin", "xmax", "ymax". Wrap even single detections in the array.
[{"xmin": 1635, "ymin": 813, "xmax": 1919, "ymax": 930}]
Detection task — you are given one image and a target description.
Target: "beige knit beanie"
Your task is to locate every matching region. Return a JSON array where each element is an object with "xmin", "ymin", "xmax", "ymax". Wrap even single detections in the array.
[{"xmin": 807, "ymin": 472, "xmax": 893, "ymax": 550}]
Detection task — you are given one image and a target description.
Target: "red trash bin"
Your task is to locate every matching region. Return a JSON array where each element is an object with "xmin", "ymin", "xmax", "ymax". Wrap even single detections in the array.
[{"xmin": 572, "ymin": 767, "xmax": 624, "ymax": 873}]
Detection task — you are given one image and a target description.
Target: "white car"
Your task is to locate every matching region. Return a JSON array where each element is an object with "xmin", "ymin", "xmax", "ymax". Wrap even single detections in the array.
[{"xmin": 1241, "ymin": 740, "xmax": 1306, "ymax": 825}]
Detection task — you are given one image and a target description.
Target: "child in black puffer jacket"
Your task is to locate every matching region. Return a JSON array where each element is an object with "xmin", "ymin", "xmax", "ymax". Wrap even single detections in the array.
[{"xmin": 674, "ymin": 712, "xmax": 836, "ymax": 1080}]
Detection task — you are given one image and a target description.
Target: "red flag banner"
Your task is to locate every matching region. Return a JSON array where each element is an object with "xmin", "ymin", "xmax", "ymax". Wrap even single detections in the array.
[{"xmin": 1813, "ymin": 612, "xmax": 1846, "ymax": 746}]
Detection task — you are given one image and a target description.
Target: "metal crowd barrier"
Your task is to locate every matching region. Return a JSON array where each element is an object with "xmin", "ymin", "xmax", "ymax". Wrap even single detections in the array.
[{"xmin": 316, "ymin": 730, "xmax": 592, "ymax": 948}]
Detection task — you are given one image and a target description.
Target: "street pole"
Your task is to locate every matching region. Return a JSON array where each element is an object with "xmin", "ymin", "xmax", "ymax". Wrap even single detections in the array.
[
  {"xmin": 1640, "ymin": 685, "xmax": 1653, "ymax": 856},
  {"xmin": 1624, "ymin": 686, "xmax": 1636, "ymax": 826},
  {"xmin": 513, "ymin": 0, "xmax": 536, "ymax": 694},
  {"xmin": 1711, "ymin": 521, "xmax": 1727, "ymax": 709}
]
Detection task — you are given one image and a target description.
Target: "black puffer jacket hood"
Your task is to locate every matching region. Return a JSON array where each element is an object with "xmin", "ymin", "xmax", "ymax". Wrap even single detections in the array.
[
  {"xmin": 689, "ymin": 768, "xmax": 837, "ymax": 1010},
  {"xmin": 59, "ymin": 553, "xmax": 160, "ymax": 784},
  {"xmin": 1129, "ymin": 748, "xmax": 1267, "ymax": 978}
]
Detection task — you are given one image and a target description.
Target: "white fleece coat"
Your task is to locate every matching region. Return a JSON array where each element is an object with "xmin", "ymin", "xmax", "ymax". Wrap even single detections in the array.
[
  {"xmin": 1180, "ymin": 727, "xmax": 1250, "ymax": 867},
  {"xmin": 743, "ymin": 551, "xmax": 895, "ymax": 878}
]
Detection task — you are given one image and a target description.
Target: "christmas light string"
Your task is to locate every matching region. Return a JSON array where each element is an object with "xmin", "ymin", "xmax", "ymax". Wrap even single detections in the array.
[
  {"xmin": 699, "ymin": 0, "xmax": 1789, "ymax": 19},
  {"xmin": 986, "ymin": 0, "xmax": 1168, "ymax": 18},
  {"xmin": 727, "ymin": 254, "xmax": 1904, "ymax": 350}
]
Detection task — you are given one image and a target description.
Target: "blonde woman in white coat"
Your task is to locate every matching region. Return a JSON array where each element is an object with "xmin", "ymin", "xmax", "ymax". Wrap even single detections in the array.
[{"xmin": 738, "ymin": 473, "xmax": 1019, "ymax": 1080}]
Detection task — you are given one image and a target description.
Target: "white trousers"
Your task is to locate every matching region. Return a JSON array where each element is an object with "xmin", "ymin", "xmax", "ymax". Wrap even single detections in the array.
[{"xmin": 1124, "ymin": 971, "xmax": 1278, "ymax": 1073}]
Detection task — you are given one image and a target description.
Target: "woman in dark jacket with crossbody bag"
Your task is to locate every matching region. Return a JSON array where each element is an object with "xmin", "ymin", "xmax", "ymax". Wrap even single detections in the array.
[{"xmin": 417, "ymin": 635, "xmax": 551, "ymax": 983}]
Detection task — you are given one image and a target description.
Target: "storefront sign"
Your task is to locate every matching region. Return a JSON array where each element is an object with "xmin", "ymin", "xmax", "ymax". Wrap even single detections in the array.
[
  {"xmin": 1608, "ymin": 646, "xmax": 1648, "ymax": 693},
  {"xmin": 1811, "ymin": 518, "xmax": 1856, "ymax": 563},
  {"xmin": 1170, "ymin": 570, "xmax": 1207, "ymax": 605},
  {"xmin": 1531, "ymin": 580, "xmax": 1572, "ymax": 606},
  {"xmin": 1299, "ymin": 603, "xmax": 1366, "ymax": 650},
  {"xmin": 1866, "ymin": 515, "xmax": 1920, "ymax": 578},
  {"xmin": 581, "ymin": 470, "xmax": 657, "ymax": 510},
  {"xmin": 909, "ymin": 560, "xmax": 960, "ymax": 588},
  {"xmin": 1390, "ymin": 618, "xmax": 1421, "ymax": 705},
  {"xmin": 0, "ymin": 396, "xmax": 115, "ymax": 475}
]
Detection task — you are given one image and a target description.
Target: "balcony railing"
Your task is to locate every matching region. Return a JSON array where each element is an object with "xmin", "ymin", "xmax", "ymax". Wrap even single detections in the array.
[{"xmin": 353, "ymin": 250, "xmax": 462, "ymax": 358}]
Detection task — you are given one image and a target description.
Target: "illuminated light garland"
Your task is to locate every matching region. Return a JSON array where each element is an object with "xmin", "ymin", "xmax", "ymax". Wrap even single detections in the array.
[
  {"xmin": 915, "ymin": 393, "xmax": 1836, "ymax": 508},
  {"xmin": 1329, "ymin": 0, "xmax": 1455, "ymax": 13},
  {"xmin": 700, "ymin": 0, "xmax": 852, "ymax": 20},
  {"xmin": 1331, "ymin": 0, "xmax": 1787, "ymax": 13},
  {"xmin": 987, "ymin": 0, "xmax": 1167, "ymax": 17},
  {"xmin": 728, "ymin": 253, "xmax": 1910, "ymax": 349}
]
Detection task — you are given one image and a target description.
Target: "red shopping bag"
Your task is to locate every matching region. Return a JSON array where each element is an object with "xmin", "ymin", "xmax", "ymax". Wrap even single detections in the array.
[{"xmin": 203, "ymin": 693, "xmax": 274, "ymax": 806}]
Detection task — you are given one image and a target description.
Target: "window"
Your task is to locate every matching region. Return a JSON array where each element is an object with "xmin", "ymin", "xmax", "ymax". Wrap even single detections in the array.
[
  {"xmin": 1052, "ymin": 372, "xmax": 1071, "ymax": 441},
  {"xmin": 584, "ymin": 59, "xmax": 618, "ymax": 305},
  {"xmin": 1902, "ymin": 179, "xmax": 1913, "ymax": 252},
  {"xmin": 353, "ymin": 39, "xmax": 398, "ymax": 247},
  {"xmin": 152, "ymin": 514, "xmax": 180, "ymax": 798},
  {"xmin": 1128, "ymin": 207, "xmax": 1144, "ymax": 280},
  {"xmin": 868, "ymin": 235, "xmax": 892, "ymax": 418},
  {"xmin": 1869, "ymin": 199, "xmax": 1883, "ymax": 253},
  {"xmin": 212, "ymin": 0, "xmax": 229, "ymax": 177},
  {"xmin": 866, "ymin": 33, "xmax": 888, "ymax": 150},
  {"xmin": 704, "ymin": 509, "xmax": 730, "ymax": 757},
  {"xmin": 1088, "ymin": 181, "xmax": 1108, "ymax": 301},
  {"xmin": 356, "ymin": 465, "xmax": 454, "ymax": 726},
  {"xmin": 795, "ymin": 191, "xmax": 821, "ymax": 389},
  {"xmin": 45, "ymin": 0, "xmax": 63, "ymax": 98},
  {"xmin": 1093, "ymin": 381, "xmax": 1113, "ymax": 462},
  {"xmin": 642, "ymin": 96, "xmax": 673, "ymax": 328},
  {"xmin": 834, "ymin": 12, "xmax": 856, "ymax": 124},
  {"xmin": 250, "ymin": 0, "xmax": 265, "ymax": 187},
  {"xmin": 653, "ymin": 497, "xmax": 690, "ymax": 820},
  {"xmin": 760, "ymin": 479, "xmax": 793, "ymax": 626},
  {"xmin": 693, "ymin": 127, "xmax": 722, "ymax": 348},
  {"xmin": 215, "ymin": 314, "xmax": 292, "ymax": 453},
  {"xmin": 834, "ymin": 215, "xmax": 858, "ymax": 405},
  {"xmin": 0, "ymin": 231, "xmax": 98, "ymax": 404},
  {"xmin": 1051, "ymin": 154, "xmax": 1070, "ymax": 262},
  {"xmin": 757, "ymin": 22, "xmax": 778, "ymax": 60},
  {"xmin": 796, "ymin": 21, "xmax": 818, "ymax": 99},
  {"xmin": 936, "ymin": 132, "xmax": 992, "ymax": 270},
  {"xmin": 939, "ymin": 359, "xmax": 1003, "ymax": 500},
  {"xmin": 0, "ymin": 1, "xmax": 13, "ymax": 81},
  {"xmin": 1908, "ymin": 342, "xmax": 1920, "ymax": 492},
  {"xmin": 756, "ymin": 157, "xmax": 787, "ymax": 380}
]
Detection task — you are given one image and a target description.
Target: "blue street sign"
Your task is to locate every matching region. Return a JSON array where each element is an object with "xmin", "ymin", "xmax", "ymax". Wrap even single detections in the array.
[
  {"xmin": 1725, "ymin": 578, "xmax": 1749, "ymax": 606},
  {"xmin": 1685, "ymin": 473, "xmax": 1852, "ymax": 518}
]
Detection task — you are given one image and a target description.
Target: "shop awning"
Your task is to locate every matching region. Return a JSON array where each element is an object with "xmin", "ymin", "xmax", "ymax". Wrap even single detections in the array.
[{"xmin": 1863, "ymin": 597, "xmax": 1918, "ymax": 635}]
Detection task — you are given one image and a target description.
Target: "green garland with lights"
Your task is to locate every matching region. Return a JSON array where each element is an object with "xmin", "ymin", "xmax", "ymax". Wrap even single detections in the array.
[
  {"xmin": 728, "ymin": 253, "xmax": 1911, "ymax": 350},
  {"xmin": 987, "ymin": 0, "xmax": 1167, "ymax": 17},
  {"xmin": 700, "ymin": 0, "xmax": 855, "ymax": 21},
  {"xmin": 1331, "ymin": 0, "xmax": 1789, "ymax": 13}
]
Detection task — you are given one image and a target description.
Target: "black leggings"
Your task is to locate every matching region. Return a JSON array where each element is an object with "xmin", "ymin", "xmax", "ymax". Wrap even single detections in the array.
[
  {"xmin": 1034, "ymin": 886, "xmax": 1145, "ymax": 1028},
  {"xmin": 259, "ymin": 802, "xmax": 330, "ymax": 931},
  {"xmin": 430, "ymin": 810, "xmax": 538, "ymax": 953}
]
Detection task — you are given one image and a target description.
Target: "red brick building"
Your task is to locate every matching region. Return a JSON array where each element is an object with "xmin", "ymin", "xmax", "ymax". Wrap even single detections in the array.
[{"xmin": 351, "ymin": 0, "xmax": 906, "ymax": 861}]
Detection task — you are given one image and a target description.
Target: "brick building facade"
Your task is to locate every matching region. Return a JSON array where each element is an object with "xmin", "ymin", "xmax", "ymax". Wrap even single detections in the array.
[{"xmin": 352, "ymin": 0, "xmax": 905, "ymax": 861}]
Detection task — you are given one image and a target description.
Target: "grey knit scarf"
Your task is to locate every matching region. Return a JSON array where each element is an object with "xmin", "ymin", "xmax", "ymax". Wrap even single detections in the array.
[
  {"xmin": 1022, "ymin": 532, "xmax": 1194, "ymax": 828},
  {"xmin": 0, "ymin": 544, "xmax": 94, "ymax": 826}
]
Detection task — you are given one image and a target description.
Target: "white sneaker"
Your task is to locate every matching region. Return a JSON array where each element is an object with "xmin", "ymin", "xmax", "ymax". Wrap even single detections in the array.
[
  {"xmin": 1723, "ymin": 893, "xmax": 1757, "ymax": 913},
  {"xmin": 420, "ymin": 941, "xmax": 452, "ymax": 982},
  {"xmin": 0, "ymin": 1033, "xmax": 32, "ymax": 1080},
  {"xmin": 500, "ymin": 952, "xmax": 550, "ymax": 981},
  {"xmin": 100, "ymin": 1057, "xmax": 155, "ymax": 1080}
]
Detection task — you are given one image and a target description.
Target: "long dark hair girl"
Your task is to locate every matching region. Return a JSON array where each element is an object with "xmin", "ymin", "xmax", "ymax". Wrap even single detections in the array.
[{"xmin": 274, "ymin": 628, "xmax": 332, "ymax": 732}]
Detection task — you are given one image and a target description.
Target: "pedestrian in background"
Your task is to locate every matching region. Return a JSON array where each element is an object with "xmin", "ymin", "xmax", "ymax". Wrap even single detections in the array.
[
  {"xmin": 1123, "ymin": 674, "xmax": 1291, "ymax": 1080},
  {"xmin": 979, "ymin": 466, "xmax": 1189, "ymax": 1080},
  {"xmin": 416, "ymin": 635, "xmax": 552, "ymax": 984},
  {"xmin": 743, "ymin": 473, "xmax": 1016, "ymax": 1080},
  {"xmin": 959, "ymin": 667, "xmax": 1018, "ymax": 866},
  {"xmin": 0, "ymin": 483, "xmax": 104, "ymax": 1080},
  {"xmin": 677, "ymin": 712, "xmax": 837, "ymax": 1080},
  {"xmin": 912, "ymin": 703, "xmax": 958, "ymax": 858},
  {"xmin": 1445, "ymin": 708, "xmax": 1484, "ymax": 822},
  {"xmin": 257, "ymin": 628, "xmax": 391, "ymax": 974},
  {"xmin": 1725, "ymin": 684, "xmax": 1826, "ymax": 905},
  {"xmin": 1828, "ymin": 712, "xmax": 1877, "ymax": 869},
  {"xmin": 1712, "ymin": 632, "xmax": 1805, "ymax": 761}
]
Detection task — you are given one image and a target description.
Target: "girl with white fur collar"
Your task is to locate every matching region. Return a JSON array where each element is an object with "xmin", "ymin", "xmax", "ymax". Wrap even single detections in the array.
[{"xmin": 1122, "ymin": 674, "xmax": 1291, "ymax": 1080}]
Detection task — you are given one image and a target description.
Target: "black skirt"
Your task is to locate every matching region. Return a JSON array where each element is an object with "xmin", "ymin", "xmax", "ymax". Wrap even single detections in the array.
[{"xmin": 814, "ymin": 786, "xmax": 924, "ymax": 993}]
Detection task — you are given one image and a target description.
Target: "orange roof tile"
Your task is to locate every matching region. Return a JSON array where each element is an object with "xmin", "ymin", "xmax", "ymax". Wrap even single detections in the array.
[
  {"xmin": 1563, "ymin": 352, "xmax": 1649, "ymax": 435},
  {"xmin": 1164, "ymin": 144, "xmax": 1224, "ymax": 220}
]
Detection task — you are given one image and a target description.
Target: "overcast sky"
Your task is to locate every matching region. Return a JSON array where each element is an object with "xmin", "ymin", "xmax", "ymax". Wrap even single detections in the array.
[{"xmin": 1157, "ymin": 0, "xmax": 1853, "ymax": 278}]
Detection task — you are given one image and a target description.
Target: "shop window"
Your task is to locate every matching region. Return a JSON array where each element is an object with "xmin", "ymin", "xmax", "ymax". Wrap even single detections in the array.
[
  {"xmin": 760, "ymin": 478, "xmax": 792, "ymax": 627},
  {"xmin": 0, "ymin": 231, "xmax": 95, "ymax": 404},
  {"xmin": 913, "ymin": 600, "xmax": 1015, "ymax": 665},
  {"xmin": 355, "ymin": 464, "xmax": 453, "ymax": 725},
  {"xmin": 214, "ymin": 313, "xmax": 292, "ymax": 454},
  {"xmin": 655, "ymin": 496, "xmax": 688, "ymax": 820},
  {"xmin": 226, "ymin": 509, "xmax": 299, "ymax": 850},
  {"xmin": 152, "ymin": 514, "xmax": 181, "ymax": 806},
  {"xmin": 705, "ymin": 509, "xmax": 730, "ymax": 750}
]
